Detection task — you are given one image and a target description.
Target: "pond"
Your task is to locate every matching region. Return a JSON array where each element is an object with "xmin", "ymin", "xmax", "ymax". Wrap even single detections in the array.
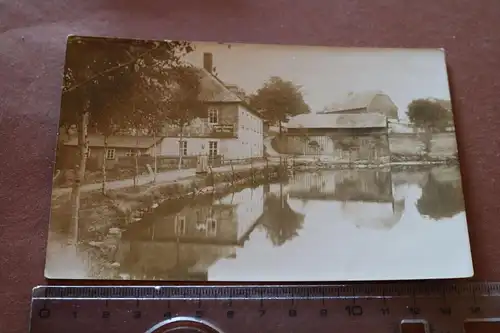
[{"xmin": 45, "ymin": 165, "xmax": 473, "ymax": 281}]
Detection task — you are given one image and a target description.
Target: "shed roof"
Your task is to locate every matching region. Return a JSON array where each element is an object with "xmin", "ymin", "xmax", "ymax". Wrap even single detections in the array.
[
  {"xmin": 64, "ymin": 134, "xmax": 161, "ymax": 149},
  {"xmin": 320, "ymin": 90, "xmax": 388, "ymax": 113},
  {"xmin": 286, "ymin": 113, "xmax": 387, "ymax": 129}
]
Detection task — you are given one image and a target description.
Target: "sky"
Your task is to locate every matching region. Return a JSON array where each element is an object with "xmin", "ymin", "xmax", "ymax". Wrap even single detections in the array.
[{"xmin": 183, "ymin": 42, "xmax": 452, "ymax": 121}]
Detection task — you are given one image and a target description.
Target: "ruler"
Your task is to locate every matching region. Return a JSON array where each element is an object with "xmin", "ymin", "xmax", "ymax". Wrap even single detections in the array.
[{"xmin": 30, "ymin": 282, "xmax": 500, "ymax": 333}]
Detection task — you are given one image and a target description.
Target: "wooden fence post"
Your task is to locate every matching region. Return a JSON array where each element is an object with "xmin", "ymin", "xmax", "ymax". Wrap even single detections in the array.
[
  {"xmin": 230, "ymin": 159, "xmax": 235, "ymax": 186},
  {"xmin": 209, "ymin": 164, "xmax": 214, "ymax": 187},
  {"xmin": 250, "ymin": 152, "xmax": 255, "ymax": 184},
  {"xmin": 265, "ymin": 157, "xmax": 269, "ymax": 180}
]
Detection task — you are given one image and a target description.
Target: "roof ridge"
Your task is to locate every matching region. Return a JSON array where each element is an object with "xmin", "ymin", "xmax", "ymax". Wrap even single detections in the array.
[
  {"xmin": 198, "ymin": 68, "xmax": 244, "ymax": 103},
  {"xmin": 197, "ymin": 67, "xmax": 264, "ymax": 119}
]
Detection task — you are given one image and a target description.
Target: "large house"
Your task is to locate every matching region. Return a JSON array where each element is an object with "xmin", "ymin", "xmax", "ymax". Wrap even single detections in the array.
[
  {"xmin": 58, "ymin": 53, "xmax": 264, "ymax": 172},
  {"xmin": 157, "ymin": 53, "xmax": 265, "ymax": 161}
]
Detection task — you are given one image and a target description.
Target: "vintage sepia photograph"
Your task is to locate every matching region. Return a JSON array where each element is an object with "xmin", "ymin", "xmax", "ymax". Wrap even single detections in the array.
[{"xmin": 45, "ymin": 36, "xmax": 473, "ymax": 281}]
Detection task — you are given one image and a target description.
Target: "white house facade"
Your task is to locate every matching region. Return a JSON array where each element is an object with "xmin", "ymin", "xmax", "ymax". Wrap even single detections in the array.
[{"xmin": 157, "ymin": 53, "xmax": 264, "ymax": 161}]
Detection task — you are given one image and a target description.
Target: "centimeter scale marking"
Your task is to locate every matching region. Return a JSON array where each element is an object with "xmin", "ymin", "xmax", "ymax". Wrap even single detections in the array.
[{"xmin": 30, "ymin": 282, "xmax": 500, "ymax": 333}]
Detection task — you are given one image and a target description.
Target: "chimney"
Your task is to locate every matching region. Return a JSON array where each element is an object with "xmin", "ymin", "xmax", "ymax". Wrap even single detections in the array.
[
  {"xmin": 226, "ymin": 84, "xmax": 239, "ymax": 94},
  {"xmin": 203, "ymin": 52, "xmax": 213, "ymax": 73}
]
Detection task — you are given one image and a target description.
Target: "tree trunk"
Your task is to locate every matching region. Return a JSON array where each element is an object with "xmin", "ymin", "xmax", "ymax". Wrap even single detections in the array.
[
  {"xmin": 153, "ymin": 130, "xmax": 158, "ymax": 183},
  {"xmin": 278, "ymin": 120, "xmax": 283, "ymax": 137},
  {"xmin": 101, "ymin": 135, "xmax": 108, "ymax": 194},
  {"xmin": 70, "ymin": 111, "xmax": 89, "ymax": 244},
  {"xmin": 178, "ymin": 124, "xmax": 184, "ymax": 171},
  {"xmin": 423, "ymin": 127, "xmax": 432, "ymax": 154},
  {"xmin": 134, "ymin": 131, "xmax": 139, "ymax": 188},
  {"xmin": 230, "ymin": 160, "xmax": 235, "ymax": 185},
  {"xmin": 279, "ymin": 182, "xmax": 284, "ymax": 209},
  {"xmin": 250, "ymin": 147, "xmax": 254, "ymax": 183}
]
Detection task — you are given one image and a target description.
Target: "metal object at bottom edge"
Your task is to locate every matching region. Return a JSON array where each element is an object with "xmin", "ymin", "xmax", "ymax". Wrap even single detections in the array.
[{"xmin": 29, "ymin": 282, "xmax": 500, "ymax": 333}]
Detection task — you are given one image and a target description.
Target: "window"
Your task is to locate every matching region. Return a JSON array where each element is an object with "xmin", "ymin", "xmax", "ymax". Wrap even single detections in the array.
[
  {"xmin": 125, "ymin": 149, "xmax": 134, "ymax": 157},
  {"xmin": 105, "ymin": 148, "xmax": 116, "ymax": 160},
  {"xmin": 208, "ymin": 107, "xmax": 219, "ymax": 124},
  {"xmin": 174, "ymin": 215, "xmax": 186, "ymax": 235},
  {"xmin": 179, "ymin": 140, "xmax": 187, "ymax": 156},
  {"xmin": 209, "ymin": 141, "xmax": 218, "ymax": 157},
  {"xmin": 206, "ymin": 218, "xmax": 217, "ymax": 236}
]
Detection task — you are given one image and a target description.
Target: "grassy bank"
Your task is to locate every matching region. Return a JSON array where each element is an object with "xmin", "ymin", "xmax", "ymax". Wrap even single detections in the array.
[
  {"xmin": 105, "ymin": 164, "xmax": 286, "ymax": 222},
  {"xmin": 51, "ymin": 163, "xmax": 287, "ymax": 237}
]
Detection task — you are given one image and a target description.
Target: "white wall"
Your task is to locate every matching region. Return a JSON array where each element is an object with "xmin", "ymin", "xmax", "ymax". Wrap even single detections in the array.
[
  {"xmin": 157, "ymin": 105, "xmax": 265, "ymax": 161},
  {"xmin": 158, "ymin": 137, "xmax": 221, "ymax": 156},
  {"xmin": 218, "ymin": 186, "xmax": 265, "ymax": 239},
  {"xmin": 218, "ymin": 139, "xmax": 240, "ymax": 160},
  {"xmin": 232, "ymin": 105, "xmax": 264, "ymax": 159}
]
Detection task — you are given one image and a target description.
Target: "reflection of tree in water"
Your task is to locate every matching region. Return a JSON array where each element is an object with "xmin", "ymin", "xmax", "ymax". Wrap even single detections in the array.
[
  {"xmin": 334, "ymin": 169, "xmax": 393, "ymax": 202},
  {"xmin": 416, "ymin": 174, "xmax": 465, "ymax": 220},
  {"xmin": 260, "ymin": 186, "xmax": 305, "ymax": 246}
]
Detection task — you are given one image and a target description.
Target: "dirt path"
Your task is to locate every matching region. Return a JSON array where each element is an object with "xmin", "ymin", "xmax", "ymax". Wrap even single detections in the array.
[{"xmin": 52, "ymin": 161, "xmax": 274, "ymax": 196}]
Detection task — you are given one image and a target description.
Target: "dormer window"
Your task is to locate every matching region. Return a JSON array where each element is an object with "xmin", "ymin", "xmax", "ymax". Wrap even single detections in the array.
[{"xmin": 208, "ymin": 107, "xmax": 219, "ymax": 124}]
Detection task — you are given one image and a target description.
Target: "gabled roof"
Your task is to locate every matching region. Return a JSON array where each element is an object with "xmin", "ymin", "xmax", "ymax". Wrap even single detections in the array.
[
  {"xmin": 287, "ymin": 113, "xmax": 387, "ymax": 129},
  {"xmin": 196, "ymin": 68, "xmax": 243, "ymax": 103},
  {"xmin": 319, "ymin": 90, "xmax": 389, "ymax": 113},
  {"xmin": 64, "ymin": 134, "xmax": 161, "ymax": 149},
  {"xmin": 195, "ymin": 68, "xmax": 264, "ymax": 119}
]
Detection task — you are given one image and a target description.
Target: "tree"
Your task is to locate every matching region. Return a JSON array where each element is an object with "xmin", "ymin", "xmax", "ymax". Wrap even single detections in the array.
[
  {"xmin": 249, "ymin": 76, "xmax": 311, "ymax": 136},
  {"xmin": 163, "ymin": 66, "xmax": 206, "ymax": 170},
  {"xmin": 89, "ymin": 95, "xmax": 131, "ymax": 194},
  {"xmin": 59, "ymin": 36, "xmax": 195, "ymax": 239},
  {"xmin": 416, "ymin": 171, "xmax": 465, "ymax": 220},
  {"xmin": 406, "ymin": 99, "xmax": 453, "ymax": 153},
  {"xmin": 259, "ymin": 184, "xmax": 305, "ymax": 246}
]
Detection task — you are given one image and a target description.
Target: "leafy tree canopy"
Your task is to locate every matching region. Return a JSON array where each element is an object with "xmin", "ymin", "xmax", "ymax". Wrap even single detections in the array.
[
  {"xmin": 416, "ymin": 172, "xmax": 465, "ymax": 220},
  {"xmin": 259, "ymin": 191, "xmax": 305, "ymax": 246},
  {"xmin": 163, "ymin": 66, "xmax": 207, "ymax": 128},
  {"xmin": 249, "ymin": 76, "xmax": 311, "ymax": 125},
  {"xmin": 60, "ymin": 36, "xmax": 196, "ymax": 135},
  {"xmin": 406, "ymin": 98, "xmax": 453, "ymax": 131}
]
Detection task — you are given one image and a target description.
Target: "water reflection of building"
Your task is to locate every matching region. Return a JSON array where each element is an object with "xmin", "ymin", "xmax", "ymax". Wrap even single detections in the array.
[
  {"xmin": 117, "ymin": 187, "xmax": 265, "ymax": 280},
  {"xmin": 286, "ymin": 169, "xmax": 405, "ymax": 230},
  {"xmin": 288, "ymin": 169, "xmax": 393, "ymax": 202}
]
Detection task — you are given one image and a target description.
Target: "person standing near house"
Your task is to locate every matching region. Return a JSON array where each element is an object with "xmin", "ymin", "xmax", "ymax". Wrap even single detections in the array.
[{"xmin": 196, "ymin": 143, "xmax": 209, "ymax": 174}]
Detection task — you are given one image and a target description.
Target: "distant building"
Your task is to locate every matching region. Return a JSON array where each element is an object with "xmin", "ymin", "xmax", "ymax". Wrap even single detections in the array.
[
  {"xmin": 158, "ymin": 52, "xmax": 264, "ymax": 161},
  {"xmin": 318, "ymin": 90, "xmax": 399, "ymax": 121},
  {"xmin": 284, "ymin": 113, "xmax": 390, "ymax": 163},
  {"xmin": 62, "ymin": 134, "xmax": 161, "ymax": 170}
]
